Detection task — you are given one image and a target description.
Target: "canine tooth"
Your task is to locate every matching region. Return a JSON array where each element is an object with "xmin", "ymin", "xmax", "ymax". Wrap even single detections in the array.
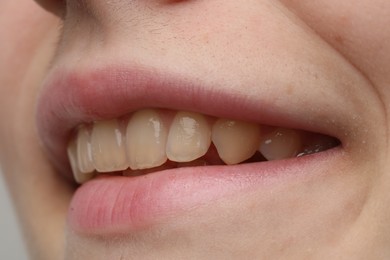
[
  {"xmin": 77, "ymin": 126, "xmax": 94, "ymax": 173},
  {"xmin": 166, "ymin": 111, "xmax": 211, "ymax": 162},
  {"xmin": 91, "ymin": 119, "xmax": 128, "ymax": 172},
  {"xmin": 259, "ymin": 128, "xmax": 302, "ymax": 161},
  {"xmin": 126, "ymin": 109, "xmax": 168, "ymax": 170},
  {"xmin": 212, "ymin": 119, "xmax": 260, "ymax": 164},
  {"xmin": 67, "ymin": 138, "xmax": 94, "ymax": 184}
]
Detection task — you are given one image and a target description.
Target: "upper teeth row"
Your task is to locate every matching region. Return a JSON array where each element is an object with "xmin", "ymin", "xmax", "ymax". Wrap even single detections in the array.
[{"xmin": 67, "ymin": 109, "xmax": 332, "ymax": 183}]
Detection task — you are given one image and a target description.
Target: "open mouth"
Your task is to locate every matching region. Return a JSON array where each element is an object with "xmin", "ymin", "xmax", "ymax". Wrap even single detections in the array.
[
  {"xmin": 67, "ymin": 108, "xmax": 340, "ymax": 184},
  {"xmin": 36, "ymin": 65, "xmax": 349, "ymax": 235}
]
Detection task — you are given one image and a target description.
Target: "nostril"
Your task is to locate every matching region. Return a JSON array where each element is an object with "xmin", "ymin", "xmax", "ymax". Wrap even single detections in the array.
[{"xmin": 34, "ymin": 0, "xmax": 65, "ymax": 17}]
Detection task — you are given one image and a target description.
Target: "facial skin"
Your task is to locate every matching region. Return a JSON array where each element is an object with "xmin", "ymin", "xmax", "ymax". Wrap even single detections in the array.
[{"xmin": 1, "ymin": 0, "xmax": 390, "ymax": 259}]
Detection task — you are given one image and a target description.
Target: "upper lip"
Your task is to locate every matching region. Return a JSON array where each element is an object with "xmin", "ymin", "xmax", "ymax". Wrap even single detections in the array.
[{"xmin": 36, "ymin": 62, "xmax": 348, "ymax": 180}]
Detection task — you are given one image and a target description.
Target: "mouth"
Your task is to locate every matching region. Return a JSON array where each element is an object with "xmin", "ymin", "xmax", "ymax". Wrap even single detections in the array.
[
  {"xmin": 37, "ymin": 64, "xmax": 345, "ymax": 235},
  {"xmin": 67, "ymin": 108, "xmax": 339, "ymax": 184}
]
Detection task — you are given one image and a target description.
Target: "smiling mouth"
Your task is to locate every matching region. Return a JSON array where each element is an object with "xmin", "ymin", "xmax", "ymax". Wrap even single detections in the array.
[
  {"xmin": 36, "ymin": 64, "xmax": 349, "ymax": 234},
  {"xmin": 67, "ymin": 108, "xmax": 340, "ymax": 184}
]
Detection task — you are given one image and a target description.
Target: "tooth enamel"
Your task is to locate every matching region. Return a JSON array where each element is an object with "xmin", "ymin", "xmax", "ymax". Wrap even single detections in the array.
[
  {"xmin": 259, "ymin": 128, "xmax": 302, "ymax": 161},
  {"xmin": 166, "ymin": 111, "xmax": 211, "ymax": 162},
  {"xmin": 77, "ymin": 126, "xmax": 94, "ymax": 173},
  {"xmin": 69, "ymin": 107, "xmax": 333, "ymax": 184},
  {"xmin": 91, "ymin": 119, "xmax": 128, "ymax": 172},
  {"xmin": 212, "ymin": 119, "xmax": 261, "ymax": 164},
  {"xmin": 126, "ymin": 109, "xmax": 168, "ymax": 170},
  {"xmin": 67, "ymin": 138, "xmax": 94, "ymax": 184}
]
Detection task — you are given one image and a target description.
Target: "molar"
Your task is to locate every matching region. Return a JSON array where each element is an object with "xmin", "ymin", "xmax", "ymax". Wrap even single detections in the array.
[
  {"xmin": 212, "ymin": 119, "xmax": 261, "ymax": 164},
  {"xmin": 166, "ymin": 111, "xmax": 211, "ymax": 162},
  {"xmin": 126, "ymin": 109, "xmax": 168, "ymax": 170},
  {"xmin": 258, "ymin": 128, "xmax": 302, "ymax": 161},
  {"xmin": 91, "ymin": 119, "xmax": 128, "ymax": 172}
]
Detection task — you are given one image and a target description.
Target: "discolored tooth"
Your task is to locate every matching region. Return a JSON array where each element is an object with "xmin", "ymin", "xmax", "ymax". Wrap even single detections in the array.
[
  {"xmin": 91, "ymin": 119, "xmax": 128, "ymax": 172},
  {"xmin": 126, "ymin": 109, "xmax": 168, "ymax": 170},
  {"xmin": 67, "ymin": 138, "xmax": 94, "ymax": 184},
  {"xmin": 212, "ymin": 119, "xmax": 260, "ymax": 164},
  {"xmin": 259, "ymin": 128, "xmax": 302, "ymax": 161},
  {"xmin": 77, "ymin": 126, "xmax": 95, "ymax": 173},
  {"xmin": 166, "ymin": 111, "xmax": 211, "ymax": 162}
]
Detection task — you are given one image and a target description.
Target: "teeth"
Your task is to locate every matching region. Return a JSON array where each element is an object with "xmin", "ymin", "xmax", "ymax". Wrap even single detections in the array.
[
  {"xmin": 77, "ymin": 126, "xmax": 94, "ymax": 173},
  {"xmin": 68, "ymin": 108, "xmax": 337, "ymax": 183},
  {"xmin": 212, "ymin": 119, "xmax": 260, "ymax": 164},
  {"xmin": 90, "ymin": 119, "xmax": 128, "ymax": 172},
  {"xmin": 126, "ymin": 109, "xmax": 168, "ymax": 170},
  {"xmin": 259, "ymin": 128, "xmax": 302, "ymax": 161},
  {"xmin": 67, "ymin": 138, "xmax": 94, "ymax": 184},
  {"xmin": 166, "ymin": 111, "xmax": 211, "ymax": 162}
]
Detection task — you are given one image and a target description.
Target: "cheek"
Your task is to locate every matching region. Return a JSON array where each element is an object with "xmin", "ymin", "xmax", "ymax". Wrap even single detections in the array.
[
  {"xmin": 0, "ymin": 1, "xmax": 58, "ymax": 111},
  {"xmin": 281, "ymin": 0, "xmax": 390, "ymax": 82},
  {"xmin": 280, "ymin": 0, "xmax": 390, "ymax": 149},
  {"xmin": 0, "ymin": 1, "xmax": 60, "ymax": 166},
  {"xmin": 281, "ymin": 0, "xmax": 390, "ymax": 45}
]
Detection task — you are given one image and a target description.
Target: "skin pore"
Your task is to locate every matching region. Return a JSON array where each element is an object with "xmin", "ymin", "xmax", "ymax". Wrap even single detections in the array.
[{"xmin": 1, "ymin": 0, "xmax": 390, "ymax": 259}]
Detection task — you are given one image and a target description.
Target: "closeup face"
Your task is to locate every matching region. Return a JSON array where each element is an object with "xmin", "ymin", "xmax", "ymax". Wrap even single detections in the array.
[{"xmin": 1, "ymin": 0, "xmax": 390, "ymax": 259}]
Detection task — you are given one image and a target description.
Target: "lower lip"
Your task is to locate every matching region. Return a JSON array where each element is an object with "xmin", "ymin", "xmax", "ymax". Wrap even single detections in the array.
[{"xmin": 68, "ymin": 149, "xmax": 341, "ymax": 235}]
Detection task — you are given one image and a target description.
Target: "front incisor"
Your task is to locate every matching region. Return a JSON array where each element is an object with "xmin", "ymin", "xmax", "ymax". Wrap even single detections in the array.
[
  {"xmin": 166, "ymin": 112, "xmax": 211, "ymax": 162},
  {"xmin": 91, "ymin": 119, "xmax": 128, "ymax": 172},
  {"xmin": 126, "ymin": 109, "xmax": 168, "ymax": 170},
  {"xmin": 212, "ymin": 119, "xmax": 261, "ymax": 164}
]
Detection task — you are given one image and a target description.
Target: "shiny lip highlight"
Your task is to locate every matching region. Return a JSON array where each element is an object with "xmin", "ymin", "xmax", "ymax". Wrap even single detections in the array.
[{"xmin": 36, "ymin": 64, "xmax": 347, "ymax": 181}]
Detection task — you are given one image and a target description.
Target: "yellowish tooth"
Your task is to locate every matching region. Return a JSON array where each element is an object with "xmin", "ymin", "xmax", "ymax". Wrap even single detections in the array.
[
  {"xmin": 126, "ymin": 109, "xmax": 168, "ymax": 170},
  {"xmin": 166, "ymin": 111, "xmax": 211, "ymax": 162},
  {"xmin": 77, "ymin": 126, "xmax": 95, "ymax": 173},
  {"xmin": 91, "ymin": 119, "xmax": 128, "ymax": 172},
  {"xmin": 212, "ymin": 119, "xmax": 260, "ymax": 164},
  {"xmin": 259, "ymin": 128, "xmax": 302, "ymax": 161},
  {"xmin": 67, "ymin": 138, "xmax": 94, "ymax": 184}
]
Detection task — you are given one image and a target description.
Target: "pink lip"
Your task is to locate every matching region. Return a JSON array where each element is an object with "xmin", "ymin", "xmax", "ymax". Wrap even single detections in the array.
[
  {"xmin": 69, "ymin": 149, "xmax": 342, "ymax": 234},
  {"xmin": 36, "ymin": 64, "xmax": 345, "ymax": 235}
]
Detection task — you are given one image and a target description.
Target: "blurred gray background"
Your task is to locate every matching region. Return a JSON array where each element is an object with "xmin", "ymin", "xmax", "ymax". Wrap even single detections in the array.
[{"xmin": 0, "ymin": 172, "xmax": 28, "ymax": 260}]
